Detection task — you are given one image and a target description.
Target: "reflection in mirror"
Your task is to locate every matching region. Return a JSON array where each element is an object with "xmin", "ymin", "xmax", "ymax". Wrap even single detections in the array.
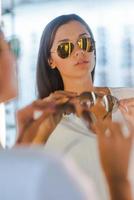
[
  {"xmin": 2, "ymin": 0, "xmax": 134, "ymax": 147},
  {"xmin": 1, "ymin": 1, "xmax": 134, "ymax": 200}
]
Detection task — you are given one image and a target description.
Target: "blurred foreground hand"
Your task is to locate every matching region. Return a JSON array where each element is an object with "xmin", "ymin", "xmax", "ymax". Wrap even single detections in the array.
[{"xmin": 0, "ymin": 31, "xmax": 17, "ymax": 103}]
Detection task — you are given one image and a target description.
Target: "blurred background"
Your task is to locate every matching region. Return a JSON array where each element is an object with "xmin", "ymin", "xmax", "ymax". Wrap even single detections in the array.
[{"xmin": 1, "ymin": 0, "xmax": 134, "ymax": 147}]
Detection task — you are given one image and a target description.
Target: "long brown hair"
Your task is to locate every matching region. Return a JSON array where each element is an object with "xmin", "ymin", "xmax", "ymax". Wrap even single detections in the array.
[{"xmin": 36, "ymin": 14, "xmax": 96, "ymax": 98}]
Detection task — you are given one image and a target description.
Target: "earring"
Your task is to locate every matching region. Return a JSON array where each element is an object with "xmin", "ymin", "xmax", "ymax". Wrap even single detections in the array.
[{"xmin": 51, "ymin": 65, "xmax": 56, "ymax": 70}]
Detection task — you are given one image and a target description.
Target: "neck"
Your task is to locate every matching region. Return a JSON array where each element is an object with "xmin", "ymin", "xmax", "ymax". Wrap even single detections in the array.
[{"xmin": 63, "ymin": 74, "xmax": 94, "ymax": 95}]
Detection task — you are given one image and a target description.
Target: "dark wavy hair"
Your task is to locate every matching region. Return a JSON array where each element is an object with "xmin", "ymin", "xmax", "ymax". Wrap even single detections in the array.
[{"xmin": 36, "ymin": 14, "xmax": 96, "ymax": 98}]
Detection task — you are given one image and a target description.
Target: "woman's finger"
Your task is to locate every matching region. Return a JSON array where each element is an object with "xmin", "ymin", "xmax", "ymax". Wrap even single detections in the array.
[{"xmin": 16, "ymin": 106, "xmax": 56, "ymax": 144}]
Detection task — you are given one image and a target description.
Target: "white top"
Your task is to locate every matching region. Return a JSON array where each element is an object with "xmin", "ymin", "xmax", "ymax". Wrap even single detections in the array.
[
  {"xmin": 45, "ymin": 87, "xmax": 134, "ymax": 200},
  {"xmin": 0, "ymin": 148, "xmax": 98, "ymax": 200}
]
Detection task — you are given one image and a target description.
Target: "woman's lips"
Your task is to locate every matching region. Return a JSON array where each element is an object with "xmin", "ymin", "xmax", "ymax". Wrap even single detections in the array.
[{"xmin": 75, "ymin": 61, "xmax": 89, "ymax": 65}]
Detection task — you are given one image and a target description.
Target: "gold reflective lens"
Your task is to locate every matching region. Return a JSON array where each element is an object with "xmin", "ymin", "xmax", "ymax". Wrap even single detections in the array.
[
  {"xmin": 57, "ymin": 37, "xmax": 95, "ymax": 59},
  {"xmin": 57, "ymin": 42, "xmax": 73, "ymax": 58},
  {"xmin": 78, "ymin": 37, "xmax": 93, "ymax": 52}
]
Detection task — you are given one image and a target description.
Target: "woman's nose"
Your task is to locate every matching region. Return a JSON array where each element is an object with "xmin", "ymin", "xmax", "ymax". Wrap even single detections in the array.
[{"xmin": 74, "ymin": 49, "xmax": 84, "ymax": 57}]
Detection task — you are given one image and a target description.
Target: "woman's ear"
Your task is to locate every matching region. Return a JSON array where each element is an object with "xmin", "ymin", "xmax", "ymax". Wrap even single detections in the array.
[{"xmin": 48, "ymin": 58, "xmax": 56, "ymax": 69}]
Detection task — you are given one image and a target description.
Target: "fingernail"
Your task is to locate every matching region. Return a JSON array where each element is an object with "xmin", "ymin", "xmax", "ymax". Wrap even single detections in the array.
[
  {"xmin": 105, "ymin": 128, "xmax": 111, "ymax": 138},
  {"xmin": 33, "ymin": 110, "xmax": 43, "ymax": 120}
]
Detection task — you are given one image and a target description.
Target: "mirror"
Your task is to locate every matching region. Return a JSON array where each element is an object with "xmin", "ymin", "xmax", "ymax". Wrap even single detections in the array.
[
  {"xmin": 2, "ymin": 0, "xmax": 134, "ymax": 146},
  {"xmin": 1, "ymin": 1, "xmax": 134, "ymax": 200}
]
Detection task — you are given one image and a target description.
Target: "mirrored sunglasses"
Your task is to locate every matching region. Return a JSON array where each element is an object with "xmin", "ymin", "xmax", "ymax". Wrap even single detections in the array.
[{"xmin": 51, "ymin": 37, "xmax": 95, "ymax": 59}]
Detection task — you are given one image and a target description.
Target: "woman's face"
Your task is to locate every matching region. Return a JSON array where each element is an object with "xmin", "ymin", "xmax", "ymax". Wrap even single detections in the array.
[{"xmin": 50, "ymin": 20, "xmax": 95, "ymax": 80}]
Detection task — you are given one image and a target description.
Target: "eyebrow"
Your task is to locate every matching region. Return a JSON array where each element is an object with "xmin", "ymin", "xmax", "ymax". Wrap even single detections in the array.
[{"xmin": 57, "ymin": 32, "xmax": 89, "ymax": 43}]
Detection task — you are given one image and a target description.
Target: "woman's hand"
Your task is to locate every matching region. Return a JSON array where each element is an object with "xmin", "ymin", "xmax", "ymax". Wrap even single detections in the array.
[
  {"xmin": 119, "ymin": 98, "xmax": 134, "ymax": 131},
  {"xmin": 95, "ymin": 120, "xmax": 133, "ymax": 180},
  {"xmin": 16, "ymin": 91, "xmax": 77, "ymax": 145},
  {"xmin": 16, "ymin": 101, "xmax": 56, "ymax": 145},
  {"xmin": 95, "ymin": 119, "xmax": 133, "ymax": 200},
  {"xmin": 84, "ymin": 99, "xmax": 134, "ymax": 180},
  {"xmin": 77, "ymin": 100, "xmax": 112, "ymax": 133},
  {"xmin": 93, "ymin": 102, "xmax": 134, "ymax": 200},
  {"xmin": 79, "ymin": 101, "xmax": 133, "ymax": 175}
]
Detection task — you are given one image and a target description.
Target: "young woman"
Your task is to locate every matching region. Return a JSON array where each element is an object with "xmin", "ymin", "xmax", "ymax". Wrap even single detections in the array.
[{"xmin": 17, "ymin": 14, "xmax": 134, "ymax": 200}]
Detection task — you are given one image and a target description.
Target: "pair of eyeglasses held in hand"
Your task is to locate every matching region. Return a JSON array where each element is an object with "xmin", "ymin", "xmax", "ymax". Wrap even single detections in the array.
[
  {"xmin": 77, "ymin": 91, "xmax": 119, "ymax": 113},
  {"xmin": 55, "ymin": 91, "xmax": 119, "ymax": 120},
  {"xmin": 33, "ymin": 91, "xmax": 119, "ymax": 124}
]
